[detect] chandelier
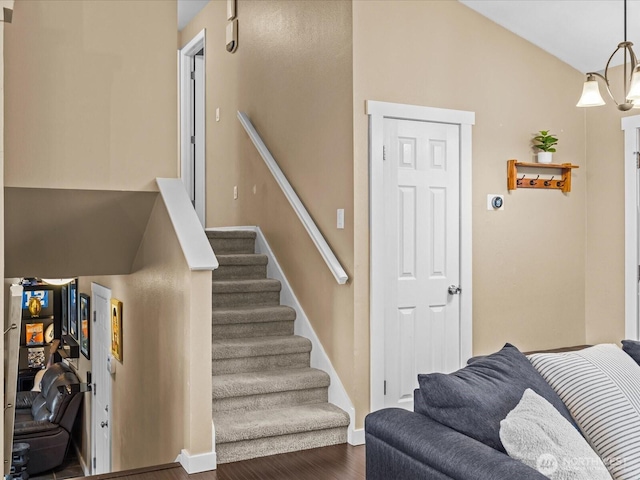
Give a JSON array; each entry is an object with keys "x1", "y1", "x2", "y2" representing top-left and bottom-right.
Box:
[{"x1": 577, "y1": 0, "x2": 640, "y2": 111}]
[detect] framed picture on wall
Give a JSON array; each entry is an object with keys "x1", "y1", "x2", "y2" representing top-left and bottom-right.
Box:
[
  {"x1": 79, "y1": 293, "x2": 90, "y2": 360},
  {"x1": 61, "y1": 284, "x2": 68, "y2": 336},
  {"x1": 69, "y1": 281, "x2": 78, "y2": 341},
  {"x1": 110, "y1": 298, "x2": 123, "y2": 362}
]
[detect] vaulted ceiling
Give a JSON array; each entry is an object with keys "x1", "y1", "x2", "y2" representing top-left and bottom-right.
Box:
[{"x1": 460, "y1": 0, "x2": 640, "y2": 74}]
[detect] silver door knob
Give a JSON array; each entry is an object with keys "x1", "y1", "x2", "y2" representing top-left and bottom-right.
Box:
[
  {"x1": 101, "y1": 421, "x2": 108, "y2": 428},
  {"x1": 448, "y1": 285, "x2": 462, "y2": 295}
]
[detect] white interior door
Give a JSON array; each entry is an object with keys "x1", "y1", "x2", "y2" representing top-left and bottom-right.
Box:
[
  {"x1": 91, "y1": 283, "x2": 112, "y2": 474},
  {"x1": 193, "y1": 52, "x2": 205, "y2": 223},
  {"x1": 383, "y1": 118, "x2": 461, "y2": 410},
  {"x1": 180, "y1": 30, "x2": 206, "y2": 226}
]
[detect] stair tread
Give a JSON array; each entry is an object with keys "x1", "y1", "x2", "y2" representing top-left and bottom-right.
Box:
[
  {"x1": 212, "y1": 335, "x2": 311, "y2": 359},
  {"x1": 212, "y1": 278, "x2": 281, "y2": 293},
  {"x1": 207, "y1": 230, "x2": 257, "y2": 239},
  {"x1": 212, "y1": 367, "x2": 329, "y2": 399},
  {"x1": 216, "y1": 254, "x2": 268, "y2": 266},
  {"x1": 214, "y1": 403, "x2": 350, "y2": 443},
  {"x1": 212, "y1": 305, "x2": 296, "y2": 325}
]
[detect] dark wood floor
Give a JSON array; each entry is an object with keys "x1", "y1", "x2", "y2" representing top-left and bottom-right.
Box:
[{"x1": 77, "y1": 444, "x2": 366, "y2": 480}]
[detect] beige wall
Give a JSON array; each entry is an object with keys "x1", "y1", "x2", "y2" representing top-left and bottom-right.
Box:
[
  {"x1": 79, "y1": 197, "x2": 212, "y2": 472},
  {"x1": 5, "y1": 188, "x2": 157, "y2": 278},
  {"x1": 353, "y1": 0, "x2": 588, "y2": 370},
  {"x1": 585, "y1": 65, "x2": 632, "y2": 345},
  {"x1": 1, "y1": 2, "x2": 15, "y2": 471},
  {"x1": 181, "y1": 0, "x2": 593, "y2": 429},
  {"x1": 4, "y1": 0, "x2": 178, "y2": 192},
  {"x1": 180, "y1": 0, "x2": 358, "y2": 421}
]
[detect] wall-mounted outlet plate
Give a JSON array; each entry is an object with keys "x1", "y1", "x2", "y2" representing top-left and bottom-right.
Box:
[{"x1": 487, "y1": 194, "x2": 504, "y2": 211}]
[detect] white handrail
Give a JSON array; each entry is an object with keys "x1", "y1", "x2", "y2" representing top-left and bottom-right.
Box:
[
  {"x1": 156, "y1": 178, "x2": 218, "y2": 271},
  {"x1": 237, "y1": 112, "x2": 348, "y2": 285}
]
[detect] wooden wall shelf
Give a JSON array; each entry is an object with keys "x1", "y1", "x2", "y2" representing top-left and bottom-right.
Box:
[{"x1": 507, "y1": 160, "x2": 579, "y2": 193}]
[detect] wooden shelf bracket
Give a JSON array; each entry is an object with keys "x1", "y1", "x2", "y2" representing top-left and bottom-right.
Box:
[{"x1": 507, "y1": 159, "x2": 579, "y2": 193}]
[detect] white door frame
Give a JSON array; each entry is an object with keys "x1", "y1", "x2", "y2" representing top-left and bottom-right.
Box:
[
  {"x1": 91, "y1": 282, "x2": 112, "y2": 475},
  {"x1": 367, "y1": 100, "x2": 475, "y2": 413},
  {"x1": 179, "y1": 29, "x2": 206, "y2": 226},
  {"x1": 623, "y1": 115, "x2": 640, "y2": 340}
]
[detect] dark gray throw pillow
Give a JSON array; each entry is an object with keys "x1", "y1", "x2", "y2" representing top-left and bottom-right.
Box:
[
  {"x1": 417, "y1": 343, "x2": 577, "y2": 453},
  {"x1": 622, "y1": 339, "x2": 640, "y2": 365}
]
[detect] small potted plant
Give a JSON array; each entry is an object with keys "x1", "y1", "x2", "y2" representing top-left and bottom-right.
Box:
[{"x1": 533, "y1": 130, "x2": 558, "y2": 164}]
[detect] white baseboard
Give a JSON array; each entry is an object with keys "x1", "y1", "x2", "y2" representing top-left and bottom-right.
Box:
[
  {"x1": 177, "y1": 449, "x2": 217, "y2": 474},
  {"x1": 348, "y1": 428, "x2": 365, "y2": 446},
  {"x1": 72, "y1": 441, "x2": 91, "y2": 476},
  {"x1": 176, "y1": 420, "x2": 217, "y2": 474}
]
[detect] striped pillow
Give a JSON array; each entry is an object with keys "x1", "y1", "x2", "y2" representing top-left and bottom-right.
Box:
[{"x1": 529, "y1": 345, "x2": 640, "y2": 480}]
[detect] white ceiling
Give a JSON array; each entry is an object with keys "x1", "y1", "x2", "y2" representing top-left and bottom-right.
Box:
[
  {"x1": 178, "y1": 0, "x2": 210, "y2": 31},
  {"x1": 459, "y1": 0, "x2": 640, "y2": 74}
]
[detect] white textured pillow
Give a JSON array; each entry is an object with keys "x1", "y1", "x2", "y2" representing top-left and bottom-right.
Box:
[
  {"x1": 529, "y1": 344, "x2": 640, "y2": 480},
  {"x1": 500, "y1": 388, "x2": 611, "y2": 479}
]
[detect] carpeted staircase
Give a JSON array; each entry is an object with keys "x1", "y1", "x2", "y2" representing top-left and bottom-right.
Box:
[{"x1": 207, "y1": 230, "x2": 350, "y2": 464}]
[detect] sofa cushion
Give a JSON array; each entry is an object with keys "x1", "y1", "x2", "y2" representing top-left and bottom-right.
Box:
[
  {"x1": 621, "y1": 339, "x2": 640, "y2": 365},
  {"x1": 417, "y1": 343, "x2": 576, "y2": 453},
  {"x1": 529, "y1": 344, "x2": 640, "y2": 480},
  {"x1": 500, "y1": 388, "x2": 611, "y2": 479}
]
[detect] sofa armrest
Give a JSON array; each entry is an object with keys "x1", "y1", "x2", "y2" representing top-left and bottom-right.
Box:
[
  {"x1": 15, "y1": 391, "x2": 39, "y2": 409},
  {"x1": 365, "y1": 408, "x2": 548, "y2": 480},
  {"x1": 14, "y1": 420, "x2": 60, "y2": 437}
]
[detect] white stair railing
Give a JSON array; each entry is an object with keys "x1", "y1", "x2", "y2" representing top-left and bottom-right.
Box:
[{"x1": 237, "y1": 112, "x2": 348, "y2": 285}]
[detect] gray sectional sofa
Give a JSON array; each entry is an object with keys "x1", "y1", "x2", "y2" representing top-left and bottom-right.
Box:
[
  {"x1": 365, "y1": 391, "x2": 548, "y2": 479},
  {"x1": 364, "y1": 343, "x2": 585, "y2": 480}
]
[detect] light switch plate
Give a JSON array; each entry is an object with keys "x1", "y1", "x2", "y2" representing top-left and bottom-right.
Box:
[
  {"x1": 234, "y1": 186, "x2": 238, "y2": 200},
  {"x1": 337, "y1": 209, "x2": 345, "y2": 229},
  {"x1": 216, "y1": 108, "x2": 220, "y2": 122}
]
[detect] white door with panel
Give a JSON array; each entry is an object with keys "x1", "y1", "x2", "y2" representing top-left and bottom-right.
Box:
[
  {"x1": 383, "y1": 118, "x2": 461, "y2": 410},
  {"x1": 91, "y1": 283, "x2": 112, "y2": 474}
]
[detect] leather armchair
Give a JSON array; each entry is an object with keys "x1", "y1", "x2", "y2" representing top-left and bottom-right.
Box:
[{"x1": 13, "y1": 363, "x2": 83, "y2": 475}]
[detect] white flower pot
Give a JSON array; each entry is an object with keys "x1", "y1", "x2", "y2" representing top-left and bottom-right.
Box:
[{"x1": 537, "y1": 152, "x2": 553, "y2": 164}]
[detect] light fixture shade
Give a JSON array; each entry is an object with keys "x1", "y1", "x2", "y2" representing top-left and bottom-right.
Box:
[
  {"x1": 41, "y1": 278, "x2": 74, "y2": 286},
  {"x1": 576, "y1": 78, "x2": 606, "y2": 107},
  {"x1": 628, "y1": 68, "x2": 640, "y2": 101}
]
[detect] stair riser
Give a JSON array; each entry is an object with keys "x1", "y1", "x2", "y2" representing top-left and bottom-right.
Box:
[
  {"x1": 212, "y1": 321, "x2": 294, "y2": 339},
  {"x1": 215, "y1": 428, "x2": 348, "y2": 464},
  {"x1": 211, "y1": 308, "x2": 296, "y2": 326},
  {"x1": 212, "y1": 387, "x2": 328, "y2": 414},
  {"x1": 213, "y1": 265, "x2": 267, "y2": 280},
  {"x1": 212, "y1": 291, "x2": 280, "y2": 308},
  {"x1": 212, "y1": 353, "x2": 310, "y2": 375},
  {"x1": 209, "y1": 238, "x2": 255, "y2": 255}
]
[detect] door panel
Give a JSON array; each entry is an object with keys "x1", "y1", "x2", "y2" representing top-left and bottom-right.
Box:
[
  {"x1": 384, "y1": 118, "x2": 461, "y2": 410},
  {"x1": 91, "y1": 283, "x2": 111, "y2": 474}
]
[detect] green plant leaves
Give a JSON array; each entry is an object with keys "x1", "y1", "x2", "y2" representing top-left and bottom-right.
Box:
[{"x1": 533, "y1": 130, "x2": 558, "y2": 152}]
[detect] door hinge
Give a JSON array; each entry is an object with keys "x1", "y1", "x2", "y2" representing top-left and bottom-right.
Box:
[
  {"x1": 635, "y1": 152, "x2": 640, "y2": 169},
  {"x1": 383, "y1": 146, "x2": 386, "y2": 161},
  {"x1": 637, "y1": 265, "x2": 640, "y2": 282},
  {"x1": 190, "y1": 136, "x2": 195, "y2": 144},
  {"x1": 93, "y1": 383, "x2": 97, "y2": 396},
  {"x1": 383, "y1": 380, "x2": 387, "y2": 395},
  {"x1": 190, "y1": 71, "x2": 195, "y2": 80},
  {"x1": 93, "y1": 311, "x2": 97, "y2": 323},
  {"x1": 93, "y1": 457, "x2": 96, "y2": 469}
]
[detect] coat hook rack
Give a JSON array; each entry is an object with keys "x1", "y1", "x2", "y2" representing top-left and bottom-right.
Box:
[{"x1": 507, "y1": 160, "x2": 579, "y2": 193}]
